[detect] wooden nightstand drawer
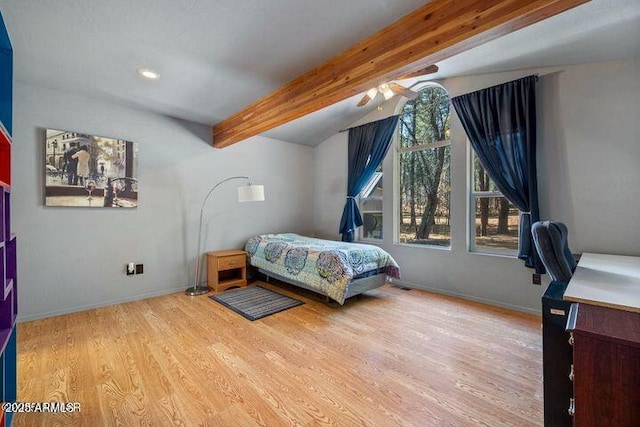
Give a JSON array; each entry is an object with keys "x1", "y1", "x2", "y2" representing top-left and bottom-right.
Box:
[
  {"x1": 207, "y1": 250, "x2": 248, "y2": 294},
  {"x1": 218, "y1": 254, "x2": 245, "y2": 271}
]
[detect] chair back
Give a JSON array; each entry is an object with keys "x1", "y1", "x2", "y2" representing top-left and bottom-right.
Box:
[{"x1": 531, "y1": 221, "x2": 577, "y2": 283}]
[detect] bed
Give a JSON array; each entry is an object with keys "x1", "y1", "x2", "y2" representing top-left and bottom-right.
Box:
[{"x1": 245, "y1": 233, "x2": 400, "y2": 304}]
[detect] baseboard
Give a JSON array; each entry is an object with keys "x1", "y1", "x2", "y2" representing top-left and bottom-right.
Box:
[
  {"x1": 17, "y1": 285, "x2": 188, "y2": 322},
  {"x1": 389, "y1": 279, "x2": 540, "y2": 316}
]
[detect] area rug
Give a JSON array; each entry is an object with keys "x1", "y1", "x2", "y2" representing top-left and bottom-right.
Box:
[{"x1": 209, "y1": 286, "x2": 304, "y2": 321}]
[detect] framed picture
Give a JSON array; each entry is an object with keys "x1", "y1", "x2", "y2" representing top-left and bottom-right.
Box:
[{"x1": 44, "y1": 129, "x2": 138, "y2": 208}]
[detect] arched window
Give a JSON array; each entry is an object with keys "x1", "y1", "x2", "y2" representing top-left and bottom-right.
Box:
[{"x1": 396, "y1": 84, "x2": 451, "y2": 247}]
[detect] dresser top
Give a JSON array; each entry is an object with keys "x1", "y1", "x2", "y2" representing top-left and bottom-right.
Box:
[{"x1": 564, "y1": 253, "x2": 640, "y2": 313}]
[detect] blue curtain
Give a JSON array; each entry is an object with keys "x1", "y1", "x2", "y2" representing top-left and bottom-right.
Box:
[
  {"x1": 339, "y1": 115, "x2": 399, "y2": 242},
  {"x1": 451, "y1": 75, "x2": 544, "y2": 273}
]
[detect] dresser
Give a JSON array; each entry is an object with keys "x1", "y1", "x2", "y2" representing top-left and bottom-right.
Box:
[
  {"x1": 566, "y1": 303, "x2": 640, "y2": 426},
  {"x1": 562, "y1": 253, "x2": 640, "y2": 426}
]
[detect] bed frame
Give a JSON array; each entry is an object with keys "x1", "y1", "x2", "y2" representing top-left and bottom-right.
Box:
[{"x1": 258, "y1": 268, "x2": 387, "y2": 302}]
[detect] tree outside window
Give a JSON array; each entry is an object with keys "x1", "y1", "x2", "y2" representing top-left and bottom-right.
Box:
[
  {"x1": 470, "y1": 152, "x2": 520, "y2": 254},
  {"x1": 397, "y1": 85, "x2": 451, "y2": 247}
]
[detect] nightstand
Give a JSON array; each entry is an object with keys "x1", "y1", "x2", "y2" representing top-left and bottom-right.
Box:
[{"x1": 207, "y1": 249, "x2": 247, "y2": 293}]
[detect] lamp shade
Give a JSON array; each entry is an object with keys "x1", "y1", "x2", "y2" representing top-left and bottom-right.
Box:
[{"x1": 237, "y1": 184, "x2": 265, "y2": 203}]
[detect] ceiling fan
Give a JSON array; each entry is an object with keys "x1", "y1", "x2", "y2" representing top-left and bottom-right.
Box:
[{"x1": 356, "y1": 64, "x2": 439, "y2": 107}]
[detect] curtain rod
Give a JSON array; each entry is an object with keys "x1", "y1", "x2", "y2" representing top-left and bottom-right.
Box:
[{"x1": 338, "y1": 114, "x2": 400, "y2": 133}]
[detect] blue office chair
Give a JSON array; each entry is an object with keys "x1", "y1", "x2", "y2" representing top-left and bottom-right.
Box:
[
  {"x1": 534, "y1": 221, "x2": 577, "y2": 425},
  {"x1": 531, "y1": 221, "x2": 577, "y2": 283}
]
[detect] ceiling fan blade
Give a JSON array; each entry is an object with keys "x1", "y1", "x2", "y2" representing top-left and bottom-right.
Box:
[
  {"x1": 357, "y1": 93, "x2": 372, "y2": 107},
  {"x1": 396, "y1": 64, "x2": 439, "y2": 80},
  {"x1": 389, "y1": 83, "x2": 418, "y2": 100}
]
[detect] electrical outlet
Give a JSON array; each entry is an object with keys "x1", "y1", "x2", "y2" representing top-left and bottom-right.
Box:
[
  {"x1": 126, "y1": 262, "x2": 135, "y2": 276},
  {"x1": 135, "y1": 264, "x2": 144, "y2": 275},
  {"x1": 532, "y1": 273, "x2": 541, "y2": 285}
]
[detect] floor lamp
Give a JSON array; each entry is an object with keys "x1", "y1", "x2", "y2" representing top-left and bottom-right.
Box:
[{"x1": 186, "y1": 176, "x2": 265, "y2": 296}]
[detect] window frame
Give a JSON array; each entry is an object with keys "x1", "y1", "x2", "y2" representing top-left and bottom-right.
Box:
[
  {"x1": 467, "y1": 142, "x2": 520, "y2": 257},
  {"x1": 393, "y1": 82, "x2": 452, "y2": 249}
]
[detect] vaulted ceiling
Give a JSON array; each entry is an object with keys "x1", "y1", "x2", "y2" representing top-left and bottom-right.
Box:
[{"x1": 2, "y1": 0, "x2": 639, "y2": 146}]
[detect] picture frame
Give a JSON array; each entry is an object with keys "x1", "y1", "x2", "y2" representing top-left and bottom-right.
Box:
[{"x1": 44, "y1": 129, "x2": 138, "y2": 208}]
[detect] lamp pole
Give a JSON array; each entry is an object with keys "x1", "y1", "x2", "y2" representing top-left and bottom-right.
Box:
[{"x1": 186, "y1": 176, "x2": 252, "y2": 296}]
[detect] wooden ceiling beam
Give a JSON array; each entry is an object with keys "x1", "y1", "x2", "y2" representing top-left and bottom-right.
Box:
[{"x1": 213, "y1": 0, "x2": 590, "y2": 148}]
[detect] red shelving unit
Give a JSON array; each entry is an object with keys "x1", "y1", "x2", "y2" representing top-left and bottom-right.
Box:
[{"x1": 0, "y1": 124, "x2": 9, "y2": 189}]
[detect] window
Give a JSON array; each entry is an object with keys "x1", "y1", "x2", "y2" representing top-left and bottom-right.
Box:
[
  {"x1": 360, "y1": 169, "x2": 383, "y2": 240},
  {"x1": 396, "y1": 85, "x2": 451, "y2": 247},
  {"x1": 469, "y1": 151, "x2": 520, "y2": 255}
]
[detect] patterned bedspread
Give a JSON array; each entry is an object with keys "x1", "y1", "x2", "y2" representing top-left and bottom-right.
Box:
[{"x1": 245, "y1": 233, "x2": 400, "y2": 304}]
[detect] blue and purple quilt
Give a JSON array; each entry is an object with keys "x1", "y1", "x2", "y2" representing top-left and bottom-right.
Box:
[{"x1": 245, "y1": 233, "x2": 400, "y2": 304}]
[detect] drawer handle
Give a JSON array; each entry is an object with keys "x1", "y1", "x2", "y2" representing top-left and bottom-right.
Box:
[
  {"x1": 569, "y1": 364, "x2": 574, "y2": 381},
  {"x1": 568, "y1": 332, "x2": 574, "y2": 346},
  {"x1": 568, "y1": 398, "x2": 575, "y2": 416}
]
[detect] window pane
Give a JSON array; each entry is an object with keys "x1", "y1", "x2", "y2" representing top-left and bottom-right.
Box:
[
  {"x1": 473, "y1": 154, "x2": 500, "y2": 192},
  {"x1": 398, "y1": 86, "x2": 450, "y2": 149},
  {"x1": 361, "y1": 173, "x2": 383, "y2": 240},
  {"x1": 360, "y1": 172, "x2": 382, "y2": 199},
  {"x1": 399, "y1": 146, "x2": 450, "y2": 246},
  {"x1": 362, "y1": 212, "x2": 382, "y2": 239},
  {"x1": 474, "y1": 196, "x2": 519, "y2": 252}
]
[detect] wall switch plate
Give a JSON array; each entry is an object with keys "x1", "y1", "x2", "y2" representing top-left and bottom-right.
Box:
[
  {"x1": 532, "y1": 273, "x2": 541, "y2": 285},
  {"x1": 135, "y1": 264, "x2": 144, "y2": 274},
  {"x1": 126, "y1": 263, "x2": 135, "y2": 276}
]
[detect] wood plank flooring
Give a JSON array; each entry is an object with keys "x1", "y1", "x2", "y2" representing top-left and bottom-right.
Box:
[{"x1": 14, "y1": 282, "x2": 543, "y2": 426}]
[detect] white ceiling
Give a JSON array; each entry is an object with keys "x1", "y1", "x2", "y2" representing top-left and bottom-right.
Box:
[{"x1": 2, "y1": 0, "x2": 640, "y2": 146}]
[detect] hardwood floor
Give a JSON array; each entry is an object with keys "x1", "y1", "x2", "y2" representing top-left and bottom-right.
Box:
[{"x1": 15, "y1": 282, "x2": 543, "y2": 426}]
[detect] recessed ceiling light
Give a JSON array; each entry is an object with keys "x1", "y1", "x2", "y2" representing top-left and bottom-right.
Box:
[{"x1": 137, "y1": 67, "x2": 160, "y2": 80}]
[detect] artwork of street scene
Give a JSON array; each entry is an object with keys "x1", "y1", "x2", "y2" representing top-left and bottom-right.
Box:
[{"x1": 45, "y1": 129, "x2": 138, "y2": 208}]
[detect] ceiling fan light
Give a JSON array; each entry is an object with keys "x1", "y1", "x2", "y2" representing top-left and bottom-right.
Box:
[
  {"x1": 366, "y1": 88, "x2": 378, "y2": 99},
  {"x1": 378, "y1": 83, "x2": 389, "y2": 92},
  {"x1": 382, "y1": 88, "x2": 394, "y2": 100}
]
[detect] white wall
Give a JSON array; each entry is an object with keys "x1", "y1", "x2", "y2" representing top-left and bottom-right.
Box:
[
  {"x1": 13, "y1": 83, "x2": 314, "y2": 321},
  {"x1": 313, "y1": 59, "x2": 640, "y2": 313},
  {"x1": 13, "y1": 59, "x2": 639, "y2": 320}
]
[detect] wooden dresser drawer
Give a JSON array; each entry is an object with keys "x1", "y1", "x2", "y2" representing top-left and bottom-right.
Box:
[{"x1": 218, "y1": 254, "x2": 245, "y2": 270}]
